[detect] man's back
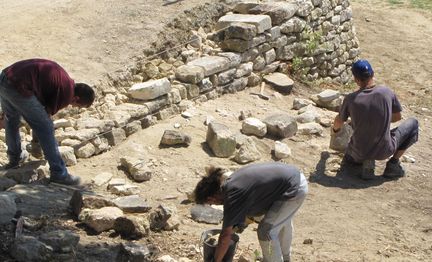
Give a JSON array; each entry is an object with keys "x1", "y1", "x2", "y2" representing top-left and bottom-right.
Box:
[{"x1": 340, "y1": 86, "x2": 402, "y2": 161}]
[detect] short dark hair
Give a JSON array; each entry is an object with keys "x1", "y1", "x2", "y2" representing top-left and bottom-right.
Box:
[
  {"x1": 194, "y1": 166, "x2": 225, "y2": 204},
  {"x1": 74, "y1": 83, "x2": 95, "y2": 107}
]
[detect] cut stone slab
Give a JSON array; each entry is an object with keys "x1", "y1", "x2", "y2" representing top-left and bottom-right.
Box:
[
  {"x1": 120, "y1": 157, "x2": 152, "y2": 182},
  {"x1": 10, "y1": 236, "x2": 53, "y2": 262},
  {"x1": 78, "y1": 207, "x2": 124, "y2": 233},
  {"x1": 224, "y1": 22, "x2": 257, "y2": 40},
  {"x1": 39, "y1": 230, "x2": 80, "y2": 253},
  {"x1": 0, "y1": 193, "x2": 17, "y2": 224},
  {"x1": 263, "y1": 72, "x2": 294, "y2": 93},
  {"x1": 274, "y1": 141, "x2": 292, "y2": 159},
  {"x1": 75, "y1": 117, "x2": 115, "y2": 133},
  {"x1": 216, "y1": 14, "x2": 272, "y2": 34},
  {"x1": 113, "y1": 195, "x2": 151, "y2": 213},
  {"x1": 92, "y1": 172, "x2": 114, "y2": 187},
  {"x1": 114, "y1": 216, "x2": 150, "y2": 239},
  {"x1": 110, "y1": 184, "x2": 140, "y2": 196},
  {"x1": 107, "y1": 178, "x2": 127, "y2": 189},
  {"x1": 175, "y1": 65, "x2": 205, "y2": 84},
  {"x1": 190, "y1": 204, "x2": 223, "y2": 224},
  {"x1": 116, "y1": 242, "x2": 151, "y2": 262},
  {"x1": 160, "y1": 130, "x2": 191, "y2": 147},
  {"x1": 75, "y1": 142, "x2": 96, "y2": 159},
  {"x1": 113, "y1": 103, "x2": 150, "y2": 119},
  {"x1": 128, "y1": 78, "x2": 172, "y2": 101},
  {"x1": 69, "y1": 190, "x2": 115, "y2": 217},
  {"x1": 188, "y1": 56, "x2": 231, "y2": 77},
  {"x1": 263, "y1": 113, "x2": 298, "y2": 138},
  {"x1": 241, "y1": 117, "x2": 267, "y2": 137},
  {"x1": 249, "y1": 2, "x2": 299, "y2": 25},
  {"x1": 317, "y1": 89, "x2": 340, "y2": 103},
  {"x1": 206, "y1": 122, "x2": 236, "y2": 158}
]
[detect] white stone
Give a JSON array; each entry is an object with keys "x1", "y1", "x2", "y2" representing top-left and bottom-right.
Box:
[
  {"x1": 129, "y1": 78, "x2": 172, "y2": 101},
  {"x1": 317, "y1": 89, "x2": 340, "y2": 103},
  {"x1": 274, "y1": 141, "x2": 291, "y2": 159},
  {"x1": 53, "y1": 119, "x2": 72, "y2": 129},
  {"x1": 241, "y1": 117, "x2": 267, "y2": 137},
  {"x1": 58, "y1": 146, "x2": 77, "y2": 166},
  {"x1": 217, "y1": 14, "x2": 272, "y2": 33},
  {"x1": 110, "y1": 184, "x2": 140, "y2": 196},
  {"x1": 293, "y1": 98, "x2": 314, "y2": 110},
  {"x1": 78, "y1": 207, "x2": 123, "y2": 233},
  {"x1": 188, "y1": 56, "x2": 231, "y2": 76},
  {"x1": 92, "y1": 172, "x2": 114, "y2": 187},
  {"x1": 298, "y1": 122, "x2": 324, "y2": 135}
]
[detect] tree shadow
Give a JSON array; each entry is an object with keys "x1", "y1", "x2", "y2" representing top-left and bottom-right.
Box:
[{"x1": 309, "y1": 151, "x2": 389, "y2": 189}]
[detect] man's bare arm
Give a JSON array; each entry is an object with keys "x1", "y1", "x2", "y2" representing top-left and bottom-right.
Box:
[
  {"x1": 214, "y1": 226, "x2": 233, "y2": 262},
  {"x1": 332, "y1": 114, "x2": 344, "y2": 132}
]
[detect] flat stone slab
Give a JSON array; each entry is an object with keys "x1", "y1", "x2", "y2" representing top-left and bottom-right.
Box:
[
  {"x1": 129, "y1": 78, "x2": 172, "y2": 101},
  {"x1": 188, "y1": 56, "x2": 231, "y2": 77},
  {"x1": 113, "y1": 195, "x2": 151, "y2": 213},
  {"x1": 263, "y1": 72, "x2": 294, "y2": 93},
  {"x1": 190, "y1": 204, "x2": 223, "y2": 225},
  {"x1": 317, "y1": 89, "x2": 340, "y2": 103},
  {"x1": 216, "y1": 14, "x2": 272, "y2": 33}
]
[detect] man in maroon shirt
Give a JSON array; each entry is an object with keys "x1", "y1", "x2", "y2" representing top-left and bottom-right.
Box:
[
  {"x1": 0, "y1": 59, "x2": 95, "y2": 185},
  {"x1": 332, "y1": 60, "x2": 418, "y2": 180}
]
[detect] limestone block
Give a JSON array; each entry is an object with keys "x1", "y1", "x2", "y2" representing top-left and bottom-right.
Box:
[
  {"x1": 60, "y1": 138, "x2": 81, "y2": 147},
  {"x1": 125, "y1": 120, "x2": 142, "y2": 136},
  {"x1": 92, "y1": 172, "x2": 114, "y2": 187},
  {"x1": 218, "y1": 69, "x2": 237, "y2": 85},
  {"x1": 235, "y1": 62, "x2": 253, "y2": 78},
  {"x1": 116, "y1": 242, "x2": 151, "y2": 262},
  {"x1": 168, "y1": 88, "x2": 182, "y2": 104},
  {"x1": 221, "y1": 38, "x2": 253, "y2": 53},
  {"x1": 280, "y1": 17, "x2": 307, "y2": 33},
  {"x1": 113, "y1": 103, "x2": 150, "y2": 119},
  {"x1": 329, "y1": 122, "x2": 353, "y2": 152},
  {"x1": 274, "y1": 141, "x2": 292, "y2": 159},
  {"x1": 188, "y1": 56, "x2": 231, "y2": 76},
  {"x1": 91, "y1": 136, "x2": 111, "y2": 154},
  {"x1": 249, "y1": 2, "x2": 298, "y2": 25},
  {"x1": 295, "y1": 0, "x2": 314, "y2": 17},
  {"x1": 105, "y1": 128, "x2": 126, "y2": 146},
  {"x1": 75, "y1": 142, "x2": 96, "y2": 159},
  {"x1": 156, "y1": 105, "x2": 180, "y2": 120},
  {"x1": 113, "y1": 195, "x2": 151, "y2": 213},
  {"x1": 76, "y1": 117, "x2": 115, "y2": 133},
  {"x1": 298, "y1": 122, "x2": 324, "y2": 135},
  {"x1": 184, "y1": 83, "x2": 200, "y2": 99},
  {"x1": 206, "y1": 122, "x2": 236, "y2": 158},
  {"x1": 160, "y1": 130, "x2": 191, "y2": 147},
  {"x1": 233, "y1": 2, "x2": 260, "y2": 14},
  {"x1": 144, "y1": 95, "x2": 169, "y2": 113},
  {"x1": 149, "y1": 205, "x2": 174, "y2": 232},
  {"x1": 114, "y1": 216, "x2": 150, "y2": 239},
  {"x1": 199, "y1": 78, "x2": 213, "y2": 93},
  {"x1": 175, "y1": 65, "x2": 205, "y2": 84},
  {"x1": 216, "y1": 14, "x2": 272, "y2": 34},
  {"x1": 264, "y1": 49, "x2": 276, "y2": 64},
  {"x1": 241, "y1": 117, "x2": 267, "y2": 137},
  {"x1": 263, "y1": 113, "x2": 298, "y2": 138},
  {"x1": 217, "y1": 52, "x2": 242, "y2": 68},
  {"x1": 78, "y1": 207, "x2": 123, "y2": 233},
  {"x1": 317, "y1": 89, "x2": 340, "y2": 102},
  {"x1": 107, "y1": 178, "x2": 126, "y2": 189},
  {"x1": 53, "y1": 119, "x2": 72, "y2": 129},
  {"x1": 293, "y1": 98, "x2": 315, "y2": 110},
  {"x1": 59, "y1": 146, "x2": 77, "y2": 166},
  {"x1": 234, "y1": 137, "x2": 261, "y2": 164},
  {"x1": 224, "y1": 23, "x2": 257, "y2": 40},
  {"x1": 129, "y1": 78, "x2": 171, "y2": 101},
  {"x1": 69, "y1": 190, "x2": 115, "y2": 217},
  {"x1": 120, "y1": 157, "x2": 152, "y2": 182},
  {"x1": 106, "y1": 110, "x2": 131, "y2": 128},
  {"x1": 263, "y1": 72, "x2": 294, "y2": 93},
  {"x1": 67, "y1": 128, "x2": 99, "y2": 142}
]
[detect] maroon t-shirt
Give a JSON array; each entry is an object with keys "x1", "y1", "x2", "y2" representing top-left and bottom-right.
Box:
[
  {"x1": 4, "y1": 59, "x2": 74, "y2": 115},
  {"x1": 339, "y1": 85, "x2": 402, "y2": 162}
]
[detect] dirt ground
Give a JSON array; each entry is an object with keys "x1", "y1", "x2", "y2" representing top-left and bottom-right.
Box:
[{"x1": 0, "y1": 0, "x2": 431, "y2": 261}]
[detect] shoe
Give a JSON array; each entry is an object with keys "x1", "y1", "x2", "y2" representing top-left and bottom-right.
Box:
[
  {"x1": 361, "y1": 160, "x2": 375, "y2": 180},
  {"x1": 3, "y1": 150, "x2": 29, "y2": 169},
  {"x1": 383, "y1": 160, "x2": 405, "y2": 179},
  {"x1": 50, "y1": 174, "x2": 81, "y2": 186}
]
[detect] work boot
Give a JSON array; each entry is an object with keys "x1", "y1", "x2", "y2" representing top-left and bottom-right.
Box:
[
  {"x1": 50, "y1": 174, "x2": 81, "y2": 186},
  {"x1": 2, "y1": 150, "x2": 29, "y2": 169},
  {"x1": 361, "y1": 160, "x2": 375, "y2": 180},
  {"x1": 383, "y1": 159, "x2": 405, "y2": 179}
]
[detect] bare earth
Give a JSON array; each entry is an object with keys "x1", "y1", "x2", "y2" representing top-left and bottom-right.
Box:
[{"x1": 0, "y1": 0, "x2": 431, "y2": 261}]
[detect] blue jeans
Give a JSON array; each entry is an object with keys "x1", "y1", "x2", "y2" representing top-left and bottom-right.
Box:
[{"x1": 0, "y1": 72, "x2": 68, "y2": 178}]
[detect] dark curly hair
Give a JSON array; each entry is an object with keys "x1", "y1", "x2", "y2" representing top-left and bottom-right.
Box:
[{"x1": 194, "y1": 166, "x2": 225, "y2": 204}]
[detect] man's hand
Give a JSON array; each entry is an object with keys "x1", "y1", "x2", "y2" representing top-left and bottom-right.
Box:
[
  {"x1": 214, "y1": 226, "x2": 233, "y2": 262},
  {"x1": 332, "y1": 114, "x2": 344, "y2": 133}
]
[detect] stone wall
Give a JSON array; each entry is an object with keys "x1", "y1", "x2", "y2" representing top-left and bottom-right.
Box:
[{"x1": 0, "y1": 0, "x2": 360, "y2": 165}]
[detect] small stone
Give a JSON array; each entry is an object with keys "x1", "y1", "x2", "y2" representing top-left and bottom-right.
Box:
[
  {"x1": 116, "y1": 242, "x2": 151, "y2": 262},
  {"x1": 78, "y1": 207, "x2": 123, "y2": 233},
  {"x1": 160, "y1": 130, "x2": 191, "y2": 147},
  {"x1": 317, "y1": 89, "x2": 340, "y2": 103},
  {"x1": 274, "y1": 141, "x2": 291, "y2": 159},
  {"x1": 157, "y1": 255, "x2": 177, "y2": 262},
  {"x1": 92, "y1": 172, "x2": 114, "y2": 187},
  {"x1": 303, "y1": 238, "x2": 313, "y2": 244},
  {"x1": 401, "y1": 155, "x2": 416, "y2": 163},
  {"x1": 190, "y1": 204, "x2": 223, "y2": 224},
  {"x1": 113, "y1": 195, "x2": 151, "y2": 213},
  {"x1": 110, "y1": 185, "x2": 140, "y2": 196},
  {"x1": 181, "y1": 111, "x2": 193, "y2": 118},
  {"x1": 107, "y1": 178, "x2": 126, "y2": 189}
]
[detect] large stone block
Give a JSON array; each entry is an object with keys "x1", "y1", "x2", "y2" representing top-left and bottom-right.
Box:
[
  {"x1": 75, "y1": 117, "x2": 115, "y2": 133},
  {"x1": 241, "y1": 117, "x2": 267, "y2": 137},
  {"x1": 249, "y1": 2, "x2": 299, "y2": 25},
  {"x1": 69, "y1": 190, "x2": 115, "y2": 217},
  {"x1": 224, "y1": 23, "x2": 257, "y2": 40},
  {"x1": 175, "y1": 65, "x2": 205, "y2": 84},
  {"x1": 78, "y1": 207, "x2": 124, "y2": 233},
  {"x1": 206, "y1": 122, "x2": 236, "y2": 158},
  {"x1": 58, "y1": 146, "x2": 77, "y2": 166},
  {"x1": 188, "y1": 56, "x2": 231, "y2": 76},
  {"x1": 263, "y1": 113, "x2": 298, "y2": 138},
  {"x1": 129, "y1": 78, "x2": 172, "y2": 101},
  {"x1": 216, "y1": 14, "x2": 272, "y2": 34}
]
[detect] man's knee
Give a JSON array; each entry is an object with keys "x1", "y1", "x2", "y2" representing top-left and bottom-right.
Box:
[{"x1": 257, "y1": 222, "x2": 274, "y2": 241}]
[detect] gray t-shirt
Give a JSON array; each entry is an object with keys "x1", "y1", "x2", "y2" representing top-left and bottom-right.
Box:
[
  {"x1": 339, "y1": 85, "x2": 402, "y2": 162},
  {"x1": 221, "y1": 162, "x2": 301, "y2": 228}
]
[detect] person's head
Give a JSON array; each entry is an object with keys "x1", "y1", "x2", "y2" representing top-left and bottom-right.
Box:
[
  {"x1": 71, "y1": 83, "x2": 95, "y2": 108},
  {"x1": 351, "y1": 59, "x2": 374, "y2": 87},
  {"x1": 194, "y1": 166, "x2": 225, "y2": 205}
]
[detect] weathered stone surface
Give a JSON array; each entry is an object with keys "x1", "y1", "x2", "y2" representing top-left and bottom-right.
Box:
[
  {"x1": 69, "y1": 190, "x2": 115, "y2": 217},
  {"x1": 39, "y1": 230, "x2": 80, "y2": 253},
  {"x1": 218, "y1": 69, "x2": 237, "y2": 86},
  {"x1": 218, "y1": 52, "x2": 242, "y2": 68},
  {"x1": 198, "y1": 78, "x2": 213, "y2": 93},
  {"x1": 263, "y1": 72, "x2": 294, "y2": 93},
  {"x1": 149, "y1": 205, "x2": 174, "y2": 232},
  {"x1": 114, "y1": 195, "x2": 151, "y2": 213},
  {"x1": 58, "y1": 146, "x2": 77, "y2": 166},
  {"x1": 4, "y1": 163, "x2": 45, "y2": 184},
  {"x1": 235, "y1": 62, "x2": 253, "y2": 78},
  {"x1": 241, "y1": 117, "x2": 267, "y2": 137},
  {"x1": 274, "y1": 141, "x2": 292, "y2": 159},
  {"x1": 224, "y1": 22, "x2": 257, "y2": 40},
  {"x1": 78, "y1": 207, "x2": 123, "y2": 233},
  {"x1": 317, "y1": 89, "x2": 340, "y2": 102},
  {"x1": 110, "y1": 184, "x2": 140, "y2": 196},
  {"x1": 116, "y1": 242, "x2": 151, "y2": 262},
  {"x1": 106, "y1": 110, "x2": 132, "y2": 128},
  {"x1": 53, "y1": 119, "x2": 72, "y2": 129},
  {"x1": 76, "y1": 117, "x2": 115, "y2": 133},
  {"x1": 329, "y1": 122, "x2": 353, "y2": 152},
  {"x1": 67, "y1": 128, "x2": 99, "y2": 142},
  {"x1": 107, "y1": 178, "x2": 126, "y2": 189},
  {"x1": 91, "y1": 136, "x2": 111, "y2": 154},
  {"x1": 234, "y1": 137, "x2": 261, "y2": 164},
  {"x1": 206, "y1": 122, "x2": 236, "y2": 158},
  {"x1": 0, "y1": 177, "x2": 17, "y2": 191},
  {"x1": 10, "y1": 236, "x2": 53, "y2": 262},
  {"x1": 75, "y1": 142, "x2": 96, "y2": 159},
  {"x1": 296, "y1": 105, "x2": 321, "y2": 123},
  {"x1": 125, "y1": 120, "x2": 142, "y2": 136},
  {"x1": 233, "y1": 2, "x2": 260, "y2": 14},
  {"x1": 263, "y1": 113, "x2": 298, "y2": 138},
  {"x1": 0, "y1": 193, "x2": 16, "y2": 224},
  {"x1": 298, "y1": 122, "x2": 324, "y2": 135},
  {"x1": 295, "y1": 0, "x2": 314, "y2": 17},
  {"x1": 311, "y1": 94, "x2": 342, "y2": 112},
  {"x1": 157, "y1": 255, "x2": 177, "y2": 262},
  {"x1": 120, "y1": 157, "x2": 152, "y2": 182},
  {"x1": 249, "y1": 2, "x2": 299, "y2": 25},
  {"x1": 175, "y1": 65, "x2": 205, "y2": 84},
  {"x1": 105, "y1": 128, "x2": 127, "y2": 146},
  {"x1": 217, "y1": 14, "x2": 272, "y2": 34},
  {"x1": 160, "y1": 130, "x2": 191, "y2": 147},
  {"x1": 188, "y1": 56, "x2": 231, "y2": 76},
  {"x1": 293, "y1": 98, "x2": 315, "y2": 110},
  {"x1": 190, "y1": 204, "x2": 223, "y2": 224},
  {"x1": 129, "y1": 78, "x2": 172, "y2": 101},
  {"x1": 114, "y1": 103, "x2": 150, "y2": 119},
  {"x1": 280, "y1": 17, "x2": 307, "y2": 33},
  {"x1": 114, "y1": 216, "x2": 150, "y2": 239},
  {"x1": 92, "y1": 172, "x2": 114, "y2": 187},
  {"x1": 60, "y1": 138, "x2": 81, "y2": 147}
]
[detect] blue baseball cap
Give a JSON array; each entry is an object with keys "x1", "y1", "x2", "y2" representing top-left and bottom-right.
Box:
[{"x1": 351, "y1": 59, "x2": 374, "y2": 80}]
